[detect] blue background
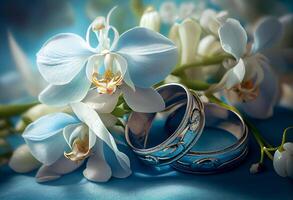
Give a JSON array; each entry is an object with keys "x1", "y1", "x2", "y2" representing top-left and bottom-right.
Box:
[{"x1": 0, "y1": 0, "x2": 293, "y2": 199}]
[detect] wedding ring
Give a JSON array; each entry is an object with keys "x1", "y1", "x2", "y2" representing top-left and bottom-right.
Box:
[
  {"x1": 125, "y1": 83, "x2": 205, "y2": 166},
  {"x1": 171, "y1": 102, "x2": 248, "y2": 174}
]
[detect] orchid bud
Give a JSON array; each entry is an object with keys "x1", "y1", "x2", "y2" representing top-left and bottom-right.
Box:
[
  {"x1": 249, "y1": 162, "x2": 264, "y2": 174},
  {"x1": 273, "y1": 142, "x2": 293, "y2": 178},
  {"x1": 197, "y1": 35, "x2": 222, "y2": 57},
  {"x1": 15, "y1": 104, "x2": 64, "y2": 132},
  {"x1": 139, "y1": 7, "x2": 161, "y2": 32},
  {"x1": 159, "y1": 1, "x2": 177, "y2": 24},
  {"x1": 178, "y1": 2, "x2": 196, "y2": 20},
  {"x1": 92, "y1": 17, "x2": 107, "y2": 31},
  {"x1": 9, "y1": 144, "x2": 41, "y2": 173},
  {"x1": 200, "y1": 9, "x2": 228, "y2": 35},
  {"x1": 169, "y1": 18, "x2": 201, "y2": 65}
]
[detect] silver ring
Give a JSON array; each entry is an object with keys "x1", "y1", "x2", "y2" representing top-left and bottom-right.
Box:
[
  {"x1": 125, "y1": 83, "x2": 205, "y2": 166},
  {"x1": 171, "y1": 102, "x2": 248, "y2": 174}
]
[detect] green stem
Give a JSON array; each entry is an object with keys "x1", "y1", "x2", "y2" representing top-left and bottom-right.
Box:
[
  {"x1": 111, "y1": 107, "x2": 130, "y2": 118},
  {"x1": 265, "y1": 147, "x2": 279, "y2": 151},
  {"x1": 172, "y1": 55, "x2": 231, "y2": 76},
  {"x1": 260, "y1": 148, "x2": 265, "y2": 163},
  {"x1": 207, "y1": 94, "x2": 240, "y2": 114},
  {"x1": 181, "y1": 79, "x2": 211, "y2": 91},
  {"x1": 0, "y1": 102, "x2": 38, "y2": 118},
  {"x1": 279, "y1": 126, "x2": 293, "y2": 151},
  {"x1": 263, "y1": 147, "x2": 273, "y2": 161}
]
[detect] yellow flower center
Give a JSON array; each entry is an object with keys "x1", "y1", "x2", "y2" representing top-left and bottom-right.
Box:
[
  {"x1": 231, "y1": 80, "x2": 259, "y2": 102},
  {"x1": 92, "y1": 70, "x2": 123, "y2": 95},
  {"x1": 64, "y1": 134, "x2": 91, "y2": 162}
]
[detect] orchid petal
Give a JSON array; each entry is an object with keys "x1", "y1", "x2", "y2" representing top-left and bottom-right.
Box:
[
  {"x1": 63, "y1": 123, "x2": 86, "y2": 148},
  {"x1": 284, "y1": 143, "x2": 293, "y2": 178},
  {"x1": 39, "y1": 69, "x2": 91, "y2": 106},
  {"x1": 37, "y1": 33, "x2": 93, "y2": 85},
  {"x1": 23, "y1": 113, "x2": 78, "y2": 165},
  {"x1": 36, "y1": 166, "x2": 60, "y2": 183},
  {"x1": 286, "y1": 155, "x2": 293, "y2": 178},
  {"x1": 112, "y1": 53, "x2": 135, "y2": 90},
  {"x1": 273, "y1": 150, "x2": 288, "y2": 177},
  {"x1": 83, "y1": 88, "x2": 120, "y2": 113},
  {"x1": 99, "y1": 113, "x2": 118, "y2": 128},
  {"x1": 121, "y1": 85, "x2": 165, "y2": 113},
  {"x1": 284, "y1": 143, "x2": 293, "y2": 153},
  {"x1": 207, "y1": 59, "x2": 245, "y2": 93},
  {"x1": 112, "y1": 27, "x2": 178, "y2": 88},
  {"x1": 85, "y1": 55, "x2": 104, "y2": 81},
  {"x1": 71, "y1": 102, "x2": 131, "y2": 177},
  {"x1": 219, "y1": 18, "x2": 247, "y2": 60},
  {"x1": 83, "y1": 140, "x2": 112, "y2": 182},
  {"x1": 63, "y1": 123, "x2": 81, "y2": 148},
  {"x1": 103, "y1": 141, "x2": 131, "y2": 179},
  {"x1": 36, "y1": 156, "x2": 83, "y2": 183},
  {"x1": 252, "y1": 17, "x2": 283, "y2": 53},
  {"x1": 225, "y1": 59, "x2": 246, "y2": 89},
  {"x1": 243, "y1": 55, "x2": 265, "y2": 85}
]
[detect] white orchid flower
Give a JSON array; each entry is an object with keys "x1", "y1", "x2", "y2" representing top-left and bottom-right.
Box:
[
  {"x1": 207, "y1": 17, "x2": 282, "y2": 118},
  {"x1": 273, "y1": 142, "x2": 293, "y2": 178},
  {"x1": 22, "y1": 102, "x2": 130, "y2": 182},
  {"x1": 37, "y1": 7, "x2": 177, "y2": 113}
]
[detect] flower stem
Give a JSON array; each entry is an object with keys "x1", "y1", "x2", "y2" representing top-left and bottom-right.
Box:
[
  {"x1": 279, "y1": 126, "x2": 293, "y2": 151},
  {"x1": 263, "y1": 147, "x2": 273, "y2": 161},
  {"x1": 0, "y1": 102, "x2": 38, "y2": 118},
  {"x1": 171, "y1": 55, "x2": 231, "y2": 76}
]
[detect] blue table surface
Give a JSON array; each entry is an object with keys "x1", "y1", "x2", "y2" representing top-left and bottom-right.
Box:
[{"x1": 0, "y1": 106, "x2": 293, "y2": 200}]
